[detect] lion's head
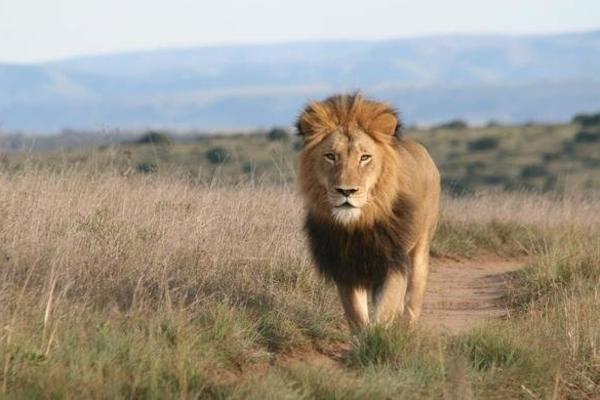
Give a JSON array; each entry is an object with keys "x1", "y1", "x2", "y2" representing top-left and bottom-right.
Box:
[{"x1": 297, "y1": 94, "x2": 405, "y2": 226}]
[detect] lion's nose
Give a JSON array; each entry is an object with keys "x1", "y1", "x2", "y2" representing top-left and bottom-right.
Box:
[{"x1": 336, "y1": 187, "x2": 358, "y2": 197}]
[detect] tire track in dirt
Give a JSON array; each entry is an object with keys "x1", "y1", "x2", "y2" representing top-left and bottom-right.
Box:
[{"x1": 422, "y1": 259, "x2": 523, "y2": 334}]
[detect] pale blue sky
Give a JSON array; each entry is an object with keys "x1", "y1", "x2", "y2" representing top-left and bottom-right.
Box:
[{"x1": 1, "y1": 0, "x2": 599, "y2": 63}]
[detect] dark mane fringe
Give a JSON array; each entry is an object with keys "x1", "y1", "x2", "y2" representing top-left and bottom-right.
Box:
[{"x1": 304, "y1": 195, "x2": 414, "y2": 289}]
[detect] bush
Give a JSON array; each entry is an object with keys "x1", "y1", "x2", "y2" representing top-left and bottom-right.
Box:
[
  {"x1": 241, "y1": 161, "x2": 253, "y2": 174},
  {"x1": 521, "y1": 164, "x2": 547, "y2": 179},
  {"x1": 135, "y1": 131, "x2": 171, "y2": 145},
  {"x1": 435, "y1": 119, "x2": 468, "y2": 130},
  {"x1": 561, "y1": 140, "x2": 576, "y2": 155},
  {"x1": 468, "y1": 137, "x2": 500, "y2": 151},
  {"x1": 481, "y1": 174, "x2": 509, "y2": 185},
  {"x1": 573, "y1": 129, "x2": 600, "y2": 143},
  {"x1": 136, "y1": 162, "x2": 158, "y2": 174},
  {"x1": 293, "y1": 140, "x2": 304, "y2": 152},
  {"x1": 465, "y1": 161, "x2": 486, "y2": 175},
  {"x1": 542, "y1": 152, "x2": 560, "y2": 162},
  {"x1": 267, "y1": 128, "x2": 290, "y2": 142},
  {"x1": 441, "y1": 178, "x2": 473, "y2": 196},
  {"x1": 572, "y1": 112, "x2": 600, "y2": 127},
  {"x1": 205, "y1": 147, "x2": 230, "y2": 164}
]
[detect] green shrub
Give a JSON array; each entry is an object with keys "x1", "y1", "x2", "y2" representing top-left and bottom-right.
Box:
[
  {"x1": 241, "y1": 161, "x2": 254, "y2": 174},
  {"x1": 572, "y1": 112, "x2": 600, "y2": 127},
  {"x1": 465, "y1": 160, "x2": 486, "y2": 175},
  {"x1": 434, "y1": 119, "x2": 468, "y2": 130},
  {"x1": 468, "y1": 137, "x2": 499, "y2": 151},
  {"x1": 205, "y1": 147, "x2": 230, "y2": 164},
  {"x1": 267, "y1": 128, "x2": 290, "y2": 142},
  {"x1": 136, "y1": 162, "x2": 158, "y2": 173},
  {"x1": 542, "y1": 152, "x2": 560, "y2": 162},
  {"x1": 521, "y1": 164, "x2": 547, "y2": 178},
  {"x1": 573, "y1": 129, "x2": 600, "y2": 143},
  {"x1": 136, "y1": 131, "x2": 171, "y2": 145},
  {"x1": 441, "y1": 178, "x2": 473, "y2": 196},
  {"x1": 542, "y1": 175, "x2": 558, "y2": 192},
  {"x1": 292, "y1": 140, "x2": 304, "y2": 152},
  {"x1": 481, "y1": 174, "x2": 508, "y2": 185}
]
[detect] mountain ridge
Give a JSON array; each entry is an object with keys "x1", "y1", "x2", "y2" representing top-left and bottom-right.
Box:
[{"x1": 1, "y1": 30, "x2": 599, "y2": 132}]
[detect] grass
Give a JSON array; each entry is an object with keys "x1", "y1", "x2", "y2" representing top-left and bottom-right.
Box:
[{"x1": 0, "y1": 166, "x2": 598, "y2": 398}]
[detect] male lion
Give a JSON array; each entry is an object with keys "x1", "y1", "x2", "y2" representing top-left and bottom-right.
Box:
[{"x1": 297, "y1": 94, "x2": 441, "y2": 331}]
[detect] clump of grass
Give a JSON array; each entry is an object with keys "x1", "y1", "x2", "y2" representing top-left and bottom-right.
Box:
[
  {"x1": 349, "y1": 325, "x2": 410, "y2": 368},
  {"x1": 453, "y1": 324, "x2": 555, "y2": 372},
  {"x1": 348, "y1": 325, "x2": 445, "y2": 390},
  {"x1": 509, "y1": 232, "x2": 600, "y2": 309}
]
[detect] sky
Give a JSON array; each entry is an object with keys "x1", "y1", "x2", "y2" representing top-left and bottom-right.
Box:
[{"x1": 1, "y1": 0, "x2": 599, "y2": 63}]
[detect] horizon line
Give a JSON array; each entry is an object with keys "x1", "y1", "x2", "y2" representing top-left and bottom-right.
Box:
[{"x1": 3, "y1": 26, "x2": 598, "y2": 66}]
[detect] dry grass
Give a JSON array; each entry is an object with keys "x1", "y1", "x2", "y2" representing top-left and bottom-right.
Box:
[{"x1": 0, "y1": 167, "x2": 598, "y2": 398}]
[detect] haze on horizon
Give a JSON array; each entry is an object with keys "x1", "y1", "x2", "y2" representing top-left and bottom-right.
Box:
[{"x1": 1, "y1": 0, "x2": 600, "y2": 63}]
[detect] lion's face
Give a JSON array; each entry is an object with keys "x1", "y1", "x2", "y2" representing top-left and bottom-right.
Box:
[
  {"x1": 309, "y1": 129, "x2": 384, "y2": 224},
  {"x1": 297, "y1": 94, "x2": 402, "y2": 226}
]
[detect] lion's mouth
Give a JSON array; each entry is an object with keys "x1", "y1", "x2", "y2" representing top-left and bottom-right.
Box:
[{"x1": 336, "y1": 201, "x2": 357, "y2": 209}]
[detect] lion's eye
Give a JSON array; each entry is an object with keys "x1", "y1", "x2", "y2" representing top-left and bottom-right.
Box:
[
  {"x1": 360, "y1": 154, "x2": 372, "y2": 162},
  {"x1": 324, "y1": 153, "x2": 336, "y2": 162}
]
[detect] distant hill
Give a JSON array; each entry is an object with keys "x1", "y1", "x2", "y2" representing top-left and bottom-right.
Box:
[{"x1": 1, "y1": 30, "x2": 600, "y2": 132}]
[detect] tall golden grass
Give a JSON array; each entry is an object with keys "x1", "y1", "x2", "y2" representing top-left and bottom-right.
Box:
[{"x1": 0, "y1": 168, "x2": 598, "y2": 398}]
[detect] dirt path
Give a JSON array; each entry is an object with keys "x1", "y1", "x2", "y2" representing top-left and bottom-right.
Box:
[
  {"x1": 280, "y1": 259, "x2": 524, "y2": 368},
  {"x1": 422, "y1": 259, "x2": 523, "y2": 334}
]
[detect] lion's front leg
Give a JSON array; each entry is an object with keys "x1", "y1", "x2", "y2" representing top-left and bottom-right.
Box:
[
  {"x1": 372, "y1": 270, "x2": 408, "y2": 326},
  {"x1": 406, "y1": 240, "x2": 430, "y2": 323},
  {"x1": 336, "y1": 284, "x2": 369, "y2": 331}
]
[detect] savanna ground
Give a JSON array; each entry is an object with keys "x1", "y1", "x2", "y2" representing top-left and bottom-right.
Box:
[{"x1": 0, "y1": 122, "x2": 599, "y2": 399}]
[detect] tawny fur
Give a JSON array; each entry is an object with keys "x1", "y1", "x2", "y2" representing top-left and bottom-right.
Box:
[{"x1": 297, "y1": 93, "x2": 441, "y2": 330}]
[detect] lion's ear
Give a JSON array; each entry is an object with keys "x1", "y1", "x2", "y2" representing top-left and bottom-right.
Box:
[
  {"x1": 295, "y1": 110, "x2": 314, "y2": 139},
  {"x1": 296, "y1": 101, "x2": 327, "y2": 141},
  {"x1": 370, "y1": 110, "x2": 401, "y2": 138}
]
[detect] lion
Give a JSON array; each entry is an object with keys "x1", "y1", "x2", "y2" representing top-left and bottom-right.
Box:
[{"x1": 296, "y1": 93, "x2": 441, "y2": 331}]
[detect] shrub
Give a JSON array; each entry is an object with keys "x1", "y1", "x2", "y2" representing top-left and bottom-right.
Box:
[
  {"x1": 521, "y1": 164, "x2": 547, "y2": 179},
  {"x1": 543, "y1": 175, "x2": 558, "y2": 192},
  {"x1": 465, "y1": 161, "x2": 486, "y2": 175},
  {"x1": 135, "y1": 131, "x2": 172, "y2": 145},
  {"x1": 573, "y1": 129, "x2": 600, "y2": 143},
  {"x1": 542, "y1": 152, "x2": 560, "y2": 162},
  {"x1": 241, "y1": 161, "x2": 253, "y2": 174},
  {"x1": 561, "y1": 140, "x2": 576, "y2": 155},
  {"x1": 136, "y1": 162, "x2": 158, "y2": 174},
  {"x1": 441, "y1": 178, "x2": 473, "y2": 196},
  {"x1": 205, "y1": 147, "x2": 230, "y2": 164},
  {"x1": 468, "y1": 137, "x2": 500, "y2": 151},
  {"x1": 434, "y1": 119, "x2": 468, "y2": 130},
  {"x1": 572, "y1": 112, "x2": 600, "y2": 127},
  {"x1": 481, "y1": 174, "x2": 508, "y2": 185},
  {"x1": 267, "y1": 128, "x2": 290, "y2": 142}
]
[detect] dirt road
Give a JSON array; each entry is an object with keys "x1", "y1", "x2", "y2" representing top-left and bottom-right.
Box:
[{"x1": 422, "y1": 259, "x2": 523, "y2": 333}]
